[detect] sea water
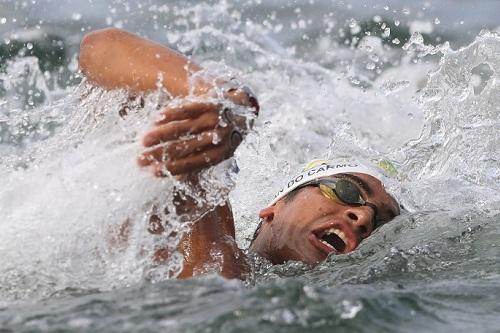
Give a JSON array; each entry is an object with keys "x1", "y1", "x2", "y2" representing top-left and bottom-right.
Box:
[{"x1": 1, "y1": 1, "x2": 499, "y2": 332}]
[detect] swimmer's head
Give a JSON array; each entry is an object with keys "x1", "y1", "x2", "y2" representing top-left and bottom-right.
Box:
[{"x1": 249, "y1": 158, "x2": 400, "y2": 265}]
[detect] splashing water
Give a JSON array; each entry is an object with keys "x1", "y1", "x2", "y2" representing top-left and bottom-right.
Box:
[
  {"x1": 394, "y1": 31, "x2": 500, "y2": 213},
  {"x1": 1, "y1": 1, "x2": 500, "y2": 331}
]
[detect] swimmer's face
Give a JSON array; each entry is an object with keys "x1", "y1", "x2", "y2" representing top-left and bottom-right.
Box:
[{"x1": 249, "y1": 173, "x2": 400, "y2": 265}]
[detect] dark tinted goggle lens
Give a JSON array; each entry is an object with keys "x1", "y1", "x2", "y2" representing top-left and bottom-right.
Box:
[
  {"x1": 318, "y1": 179, "x2": 365, "y2": 205},
  {"x1": 334, "y1": 179, "x2": 364, "y2": 204}
]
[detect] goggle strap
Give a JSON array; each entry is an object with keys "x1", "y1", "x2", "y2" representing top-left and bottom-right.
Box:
[{"x1": 364, "y1": 202, "x2": 379, "y2": 228}]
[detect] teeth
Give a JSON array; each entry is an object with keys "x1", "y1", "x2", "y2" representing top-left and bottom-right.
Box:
[
  {"x1": 325, "y1": 228, "x2": 348, "y2": 245},
  {"x1": 320, "y1": 239, "x2": 335, "y2": 250}
]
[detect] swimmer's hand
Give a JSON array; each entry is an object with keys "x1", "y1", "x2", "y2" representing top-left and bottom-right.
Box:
[{"x1": 137, "y1": 96, "x2": 253, "y2": 176}]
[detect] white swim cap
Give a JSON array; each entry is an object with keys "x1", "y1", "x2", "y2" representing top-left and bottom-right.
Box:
[{"x1": 268, "y1": 158, "x2": 390, "y2": 206}]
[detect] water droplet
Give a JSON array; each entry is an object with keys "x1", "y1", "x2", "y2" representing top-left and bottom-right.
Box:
[
  {"x1": 392, "y1": 38, "x2": 400, "y2": 45},
  {"x1": 212, "y1": 133, "x2": 221, "y2": 144},
  {"x1": 71, "y1": 13, "x2": 82, "y2": 21},
  {"x1": 434, "y1": 17, "x2": 440, "y2": 25},
  {"x1": 394, "y1": 20, "x2": 400, "y2": 26},
  {"x1": 381, "y1": 80, "x2": 410, "y2": 95},
  {"x1": 218, "y1": 117, "x2": 228, "y2": 128},
  {"x1": 26, "y1": 42, "x2": 33, "y2": 50},
  {"x1": 383, "y1": 5, "x2": 389, "y2": 10},
  {"x1": 0, "y1": 18, "x2": 6, "y2": 24},
  {"x1": 366, "y1": 62, "x2": 376, "y2": 70},
  {"x1": 361, "y1": 44, "x2": 373, "y2": 52},
  {"x1": 349, "y1": 19, "x2": 361, "y2": 34},
  {"x1": 402, "y1": 8, "x2": 411, "y2": 15}
]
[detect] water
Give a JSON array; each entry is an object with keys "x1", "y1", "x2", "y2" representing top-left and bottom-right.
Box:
[{"x1": 1, "y1": 0, "x2": 500, "y2": 332}]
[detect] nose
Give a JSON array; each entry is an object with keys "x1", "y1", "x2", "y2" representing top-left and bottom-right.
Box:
[{"x1": 343, "y1": 206, "x2": 375, "y2": 239}]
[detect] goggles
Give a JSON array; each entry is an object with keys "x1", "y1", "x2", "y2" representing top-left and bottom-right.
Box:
[{"x1": 294, "y1": 177, "x2": 381, "y2": 229}]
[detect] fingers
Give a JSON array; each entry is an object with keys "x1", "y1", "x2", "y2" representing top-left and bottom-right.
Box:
[
  {"x1": 139, "y1": 98, "x2": 245, "y2": 176},
  {"x1": 138, "y1": 127, "x2": 231, "y2": 168},
  {"x1": 165, "y1": 128, "x2": 230, "y2": 159},
  {"x1": 137, "y1": 146, "x2": 163, "y2": 167},
  {"x1": 155, "y1": 101, "x2": 220, "y2": 125},
  {"x1": 143, "y1": 111, "x2": 220, "y2": 147},
  {"x1": 156, "y1": 144, "x2": 230, "y2": 176}
]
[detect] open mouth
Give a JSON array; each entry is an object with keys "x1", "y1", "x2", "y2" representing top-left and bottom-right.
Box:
[
  {"x1": 318, "y1": 228, "x2": 347, "y2": 252},
  {"x1": 310, "y1": 226, "x2": 351, "y2": 255}
]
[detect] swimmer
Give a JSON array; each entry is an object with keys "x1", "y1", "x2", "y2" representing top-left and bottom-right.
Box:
[{"x1": 79, "y1": 28, "x2": 400, "y2": 279}]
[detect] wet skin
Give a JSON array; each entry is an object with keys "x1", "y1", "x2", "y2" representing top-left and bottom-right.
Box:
[{"x1": 249, "y1": 173, "x2": 400, "y2": 265}]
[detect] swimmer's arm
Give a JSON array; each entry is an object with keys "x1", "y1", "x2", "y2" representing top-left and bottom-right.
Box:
[
  {"x1": 79, "y1": 27, "x2": 199, "y2": 96},
  {"x1": 80, "y1": 29, "x2": 252, "y2": 278},
  {"x1": 79, "y1": 28, "x2": 255, "y2": 106},
  {"x1": 79, "y1": 28, "x2": 258, "y2": 176},
  {"x1": 176, "y1": 202, "x2": 249, "y2": 279},
  {"x1": 107, "y1": 195, "x2": 249, "y2": 279},
  {"x1": 151, "y1": 178, "x2": 249, "y2": 279}
]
